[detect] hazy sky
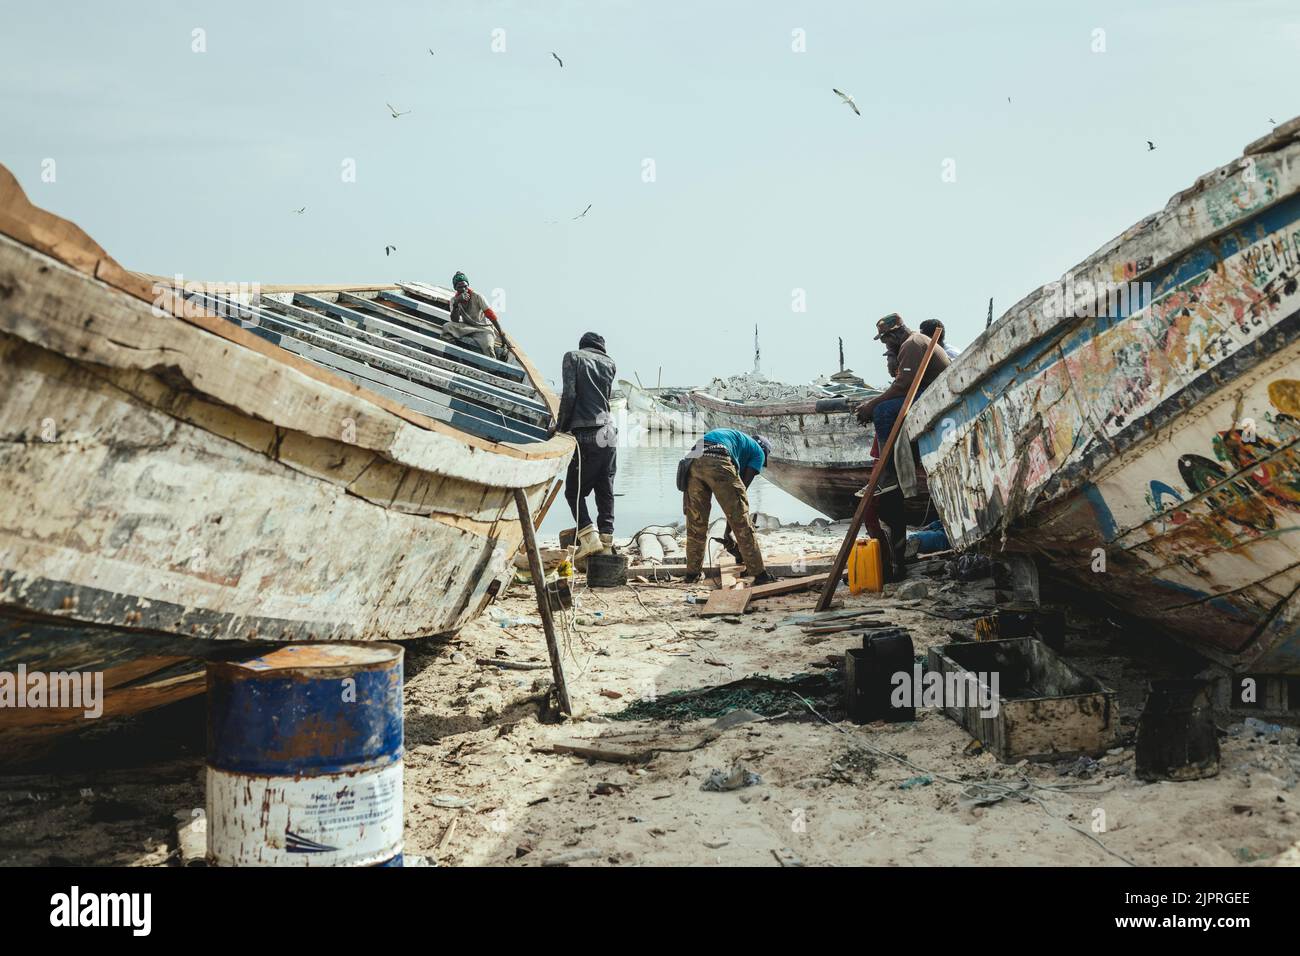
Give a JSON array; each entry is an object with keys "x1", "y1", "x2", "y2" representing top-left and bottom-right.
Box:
[{"x1": 3, "y1": 1, "x2": 1297, "y2": 389}]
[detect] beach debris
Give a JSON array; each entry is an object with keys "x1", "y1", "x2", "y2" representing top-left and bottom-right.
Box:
[
  {"x1": 598, "y1": 689, "x2": 623, "y2": 699},
  {"x1": 772, "y1": 847, "x2": 804, "y2": 867},
  {"x1": 611, "y1": 672, "x2": 839, "y2": 722},
  {"x1": 430, "y1": 794, "x2": 472, "y2": 808},
  {"x1": 477, "y1": 658, "x2": 549, "y2": 671},
  {"x1": 173, "y1": 810, "x2": 207, "y2": 867},
  {"x1": 899, "y1": 775, "x2": 933, "y2": 790},
  {"x1": 543, "y1": 848, "x2": 602, "y2": 867},
  {"x1": 895, "y1": 579, "x2": 931, "y2": 601},
  {"x1": 701, "y1": 762, "x2": 763, "y2": 792}
]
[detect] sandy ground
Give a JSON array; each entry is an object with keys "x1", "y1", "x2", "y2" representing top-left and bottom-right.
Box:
[{"x1": 2, "y1": 525, "x2": 1298, "y2": 867}]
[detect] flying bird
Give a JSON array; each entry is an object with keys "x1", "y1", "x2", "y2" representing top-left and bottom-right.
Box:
[
  {"x1": 385, "y1": 245, "x2": 397, "y2": 257},
  {"x1": 572, "y1": 203, "x2": 592, "y2": 220},
  {"x1": 386, "y1": 102, "x2": 411, "y2": 118},
  {"x1": 832, "y1": 88, "x2": 860, "y2": 116},
  {"x1": 551, "y1": 52, "x2": 563, "y2": 68},
  {"x1": 1270, "y1": 118, "x2": 1277, "y2": 126},
  {"x1": 428, "y1": 49, "x2": 435, "y2": 56},
  {"x1": 1147, "y1": 140, "x2": 1157, "y2": 151},
  {"x1": 292, "y1": 207, "x2": 306, "y2": 215}
]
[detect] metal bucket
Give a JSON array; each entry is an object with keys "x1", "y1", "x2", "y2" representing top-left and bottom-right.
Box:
[
  {"x1": 587, "y1": 552, "x2": 629, "y2": 587},
  {"x1": 206, "y1": 642, "x2": 405, "y2": 866}
]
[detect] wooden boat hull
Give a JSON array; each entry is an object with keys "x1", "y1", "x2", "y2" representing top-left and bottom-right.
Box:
[
  {"x1": 687, "y1": 391, "x2": 882, "y2": 519},
  {"x1": 0, "y1": 167, "x2": 572, "y2": 759},
  {"x1": 906, "y1": 119, "x2": 1300, "y2": 674}
]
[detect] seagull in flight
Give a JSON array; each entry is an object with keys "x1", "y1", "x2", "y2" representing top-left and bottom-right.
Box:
[
  {"x1": 572, "y1": 203, "x2": 592, "y2": 220},
  {"x1": 832, "y1": 88, "x2": 860, "y2": 116},
  {"x1": 386, "y1": 102, "x2": 411, "y2": 118},
  {"x1": 428, "y1": 49, "x2": 435, "y2": 56},
  {"x1": 551, "y1": 52, "x2": 564, "y2": 68},
  {"x1": 1147, "y1": 140, "x2": 1157, "y2": 151},
  {"x1": 292, "y1": 207, "x2": 306, "y2": 215},
  {"x1": 384, "y1": 245, "x2": 397, "y2": 257}
]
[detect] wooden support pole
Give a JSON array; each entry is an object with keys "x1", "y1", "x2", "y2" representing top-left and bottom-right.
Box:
[
  {"x1": 815, "y1": 332, "x2": 942, "y2": 612},
  {"x1": 514, "y1": 488, "x2": 573, "y2": 716}
]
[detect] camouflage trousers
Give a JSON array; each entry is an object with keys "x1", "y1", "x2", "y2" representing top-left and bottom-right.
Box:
[{"x1": 684, "y1": 455, "x2": 765, "y2": 575}]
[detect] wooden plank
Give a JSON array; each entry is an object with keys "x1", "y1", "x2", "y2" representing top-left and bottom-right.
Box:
[
  {"x1": 295, "y1": 293, "x2": 538, "y2": 397},
  {"x1": 199, "y1": 294, "x2": 551, "y2": 427},
  {"x1": 700, "y1": 588, "x2": 753, "y2": 616},
  {"x1": 752, "y1": 573, "x2": 832, "y2": 602},
  {"x1": 337, "y1": 291, "x2": 452, "y2": 337},
  {"x1": 222, "y1": 312, "x2": 548, "y2": 444},
  {"x1": 514, "y1": 488, "x2": 573, "y2": 717},
  {"x1": 266, "y1": 291, "x2": 522, "y2": 381}
]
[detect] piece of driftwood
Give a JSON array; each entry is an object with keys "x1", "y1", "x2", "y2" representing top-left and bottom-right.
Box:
[
  {"x1": 514, "y1": 488, "x2": 572, "y2": 716},
  {"x1": 816, "y1": 333, "x2": 941, "y2": 611},
  {"x1": 476, "y1": 658, "x2": 550, "y2": 671}
]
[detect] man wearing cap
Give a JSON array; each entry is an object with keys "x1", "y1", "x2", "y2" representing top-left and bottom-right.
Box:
[
  {"x1": 856, "y1": 313, "x2": 950, "y2": 489},
  {"x1": 559, "y1": 332, "x2": 618, "y2": 561},
  {"x1": 445, "y1": 271, "x2": 502, "y2": 356},
  {"x1": 682, "y1": 428, "x2": 776, "y2": 585}
]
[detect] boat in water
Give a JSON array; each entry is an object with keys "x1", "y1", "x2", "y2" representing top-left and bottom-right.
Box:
[
  {"x1": 905, "y1": 117, "x2": 1300, "y2": 674},
  {"x1": 0, "y1": 163, "x2": 573, "y2": 759}
]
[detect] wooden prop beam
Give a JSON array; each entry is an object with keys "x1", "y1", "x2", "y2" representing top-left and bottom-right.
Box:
[
  {"x1": 815, "y1": 332, "x2": 942, "y2": 612},
  {"x1": 514, "y1": 488, "x2": 573, "y2": 716}
]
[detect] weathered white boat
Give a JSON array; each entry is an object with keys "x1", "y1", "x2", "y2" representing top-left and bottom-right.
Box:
[
  {"x1": 0, "y1": 164, "x2": 572, "y2": 758},
  {"x1": 620, "y1": 379, "x2": 698, "y2": 433},
  {"x1": 905, "y1": 118, "x2": 1300, "y2": 674},
  {"x1": 687, "y1": 389, "x2": 882, "y2": 519}
]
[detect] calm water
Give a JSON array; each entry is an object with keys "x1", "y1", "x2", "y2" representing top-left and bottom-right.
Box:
[{"x1": 540, "y1": 437, "x2": 825, "y2": 538}]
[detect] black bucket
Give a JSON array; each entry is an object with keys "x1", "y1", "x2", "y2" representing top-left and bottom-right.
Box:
[
  {"x1": 586, "y1": 553, "x2": 628, "y2": 588},
  {"x1": 1135, "y1": 679, "x2": 1219, "y2": 781}
]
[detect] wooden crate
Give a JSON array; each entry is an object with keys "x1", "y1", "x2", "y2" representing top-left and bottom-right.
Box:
[{"x1": 927, "y1": 638, "x2": 1117, "y2": 762}]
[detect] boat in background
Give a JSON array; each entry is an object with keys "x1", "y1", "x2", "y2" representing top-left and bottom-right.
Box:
[
  {"x1": 621, "y1": 379, "x2": 699, "y2": 433},
  {"x1": 687, "y1": 374, "x2": 890, "y2": 519},
  {"x1": 905, "y1": 117, "x2": 1300, "y2": 675},
  {"x1": 0, "y1": 163, "x2": 573, "y2": 760}
]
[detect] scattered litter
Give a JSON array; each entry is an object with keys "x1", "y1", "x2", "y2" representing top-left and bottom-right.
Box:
[
  {"x1": 598, "y1": 689, "x2": 623, "y2": 699},
  {"x1": 701, "y1": 762, "x2": 763, "y2": 792},
  {"x1": 899, "y1": 775, "x2": 933, "y2": 790},
  {"x1": 611, "y1": 672, "x2": 840, "y2": 722},
  {"x1": 430, "y1": 794, "x2": 472, "y2": 808},
  {"x1": 542, "y1": 848, "x2": 602, "y2": 867},
  {"x1": 772, "y1": 847, "x2": 803, "y2": 867}
]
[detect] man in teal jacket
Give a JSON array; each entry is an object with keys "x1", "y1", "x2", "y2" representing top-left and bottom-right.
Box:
[{"x1": 683, "y1": 429, "x2": 775, "y2": 585}]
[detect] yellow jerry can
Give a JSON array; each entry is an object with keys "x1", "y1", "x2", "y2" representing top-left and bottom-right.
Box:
[{"x1": 848, "y1": 537, "x2": 883, "y2": 594}]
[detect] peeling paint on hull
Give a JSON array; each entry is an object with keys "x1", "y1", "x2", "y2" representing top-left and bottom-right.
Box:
[{"x1": 908, "y1": 118, "x2": 1300, "y2": 673}]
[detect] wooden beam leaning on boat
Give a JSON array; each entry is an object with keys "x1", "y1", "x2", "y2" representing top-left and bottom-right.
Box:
[
  {"x1": 681, "y1": 429, "x2": 776, "y2": 586},
  {"x1": 854, "y1": 313, "x2": 950, "y2": 493},
  {"x1": 446, "y1": 270, "x2": 505, "y2": 358}
]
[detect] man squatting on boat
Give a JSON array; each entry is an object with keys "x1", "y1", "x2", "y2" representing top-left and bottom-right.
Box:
[
  {"x1": 682, "y1": 429, "x2": 777, "y2": 586},
  {"x1": 855, "y1": 313, "x2": 950, "y2": 492},
  {"x1": 446, "y1": 270, "x2": 505, "y2": 357},
  {"x1": 559, "y1": 332, "x2": 618, "y2": 561}
]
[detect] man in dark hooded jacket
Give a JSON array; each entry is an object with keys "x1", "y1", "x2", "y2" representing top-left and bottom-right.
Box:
[{"x1": 559, "y1": 332, "x2": 618, "y2": 559}]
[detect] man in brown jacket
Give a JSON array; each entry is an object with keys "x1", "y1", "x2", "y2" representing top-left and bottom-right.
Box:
[{"x1": 855, "y1": 313, "x2": 950, "y2": 490}]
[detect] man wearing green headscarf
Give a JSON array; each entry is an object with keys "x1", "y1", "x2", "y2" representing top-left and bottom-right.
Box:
[{"x1": 445, "y1": 271, "x2": 502, "y2": 356}]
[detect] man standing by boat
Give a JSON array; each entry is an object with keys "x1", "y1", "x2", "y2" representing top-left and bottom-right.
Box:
[
  {"x1": 855, "y1": 314, "x2": 950, "y2": 490},
  {"x1": 445, "y1": 271, "x2": 503, "y2": 356},
  {"x1": 559, "y1": 332, "x2": 618, "y2": 561},
  {"x1": 919, "y1": 319, "x2": 960, "y2": 360},
  {"x1": 682, "y1": 429, "x2": 776, "y2": 585}
]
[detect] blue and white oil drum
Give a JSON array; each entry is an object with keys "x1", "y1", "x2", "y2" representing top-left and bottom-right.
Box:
[{"x1": 205, "y1": 642, "x2": 404, "y2": 867}]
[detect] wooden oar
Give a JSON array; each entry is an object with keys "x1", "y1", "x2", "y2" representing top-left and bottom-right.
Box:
[{"x1": 815, "y1": 331, "x2": 942, "y2": 612}]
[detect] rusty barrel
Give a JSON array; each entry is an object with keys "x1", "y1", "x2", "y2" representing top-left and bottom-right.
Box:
[{"x1": 206, "y1": 643, "x2": 404, "y2": 866}]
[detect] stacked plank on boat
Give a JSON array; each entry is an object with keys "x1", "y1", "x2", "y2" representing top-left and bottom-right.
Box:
[{"x1": 187, "y1": 282, "x2": 552, "y2": 444}]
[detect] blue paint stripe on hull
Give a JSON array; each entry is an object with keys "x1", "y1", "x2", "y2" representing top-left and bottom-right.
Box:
[{"x1": 917, "y1": 189, "x2": 1300, "y2": 455}]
